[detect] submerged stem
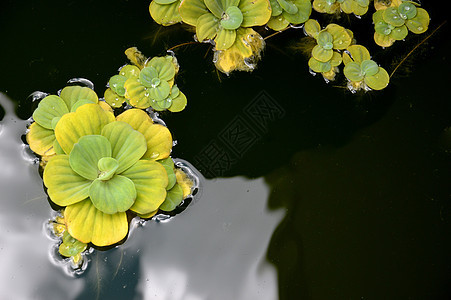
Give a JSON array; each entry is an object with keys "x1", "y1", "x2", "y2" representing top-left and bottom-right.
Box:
[{"x1": 390, "y1": 20, "x2": 447, "y2": 79}]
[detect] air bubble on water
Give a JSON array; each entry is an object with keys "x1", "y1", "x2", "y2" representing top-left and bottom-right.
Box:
[
  {"x1": 290, "y1": 24, "x2": 304, "y2": 29},
  {"x1": 308, "y1": 68, "x2": 317, "y2": 76},
  {"x1": 28, "y1": 91, "x2": 48, "y2": 102},
  {"x1": 66, "y1": 78, "x2": 94, "y2": 90},
  {"x1": 172, "y1": 140, "x2": 178, "y2": 147}
]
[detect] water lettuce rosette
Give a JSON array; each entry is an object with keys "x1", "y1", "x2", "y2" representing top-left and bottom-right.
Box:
[
  {"x1": 43, "y1": 104, "x2": 172, "y2": 246},
  {"x1": 123, "y1": 56, "x2": 187, "y2": 112},
  {"x1": 179, "y1": 0, "x2": 271, "y2": 50}
]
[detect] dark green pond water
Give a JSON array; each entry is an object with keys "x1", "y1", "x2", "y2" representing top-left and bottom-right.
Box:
[{"x1": 1, "y1": 1, "x2": 451, "y2": 299}]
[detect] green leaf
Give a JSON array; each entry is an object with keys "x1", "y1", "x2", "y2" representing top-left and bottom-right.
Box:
[
  {"x1": 344, "y1": 61, "x2": 364, "y2": 82},
  {"x1": 139, "y1": 66, "x2": 160, "y2": 88},
  {"x1": 154, "y1": 0, "x2": 178, "y2": 4},
  {"x1": 375, "y1": 20, "x2": 393, "y2": 35},
  {"x1": 158, "y1": 157, "x2": 177, "y2": 190},
  {"x1": 406, "y1": 8, "x2": 429, "y2": 34},
  {"x1": 329, "y1": 51, "x2": 342, "y2": 67},
  {"x1": 89, "y1": 175, "x2": 136, "y2": 214},
  {"x1": 59, "y1": 231, "x2": 87, "y2": 257},
  {"x1": 97, "y1": 157, "x2": 119, "y2": 181},
  {"x1": 308, "y1": 57, "x2": 332, "y2": 73},
  {"x1": 150, "y1": 0, "x2": 183, "y2": 26},
  {"x1": 147, "y1": 56, "x2": 177, "y2": 81},
  {"x1": 70, "y1": 99, "x2": 96, "y2": 112},
  {"x1": 364, "y1": 67, "x2": 390, "y2": 90},
  {"x1": 26, "y1": 122, "x2": 56, "y2": 156},
  {"x1": 43, "y1": 155, "x2": 91, "y2": 206},
  {"x1": 109, "y1": 75, "x2": 127, "y2": 97},
  {"x1": 383, "y1": 7, "x2": 405, "y2": 27},
  {"x1": 389, "y1": 24, "x2": 408, "y2": 40},
  {"x1": 361, "y1": 60, "x2": 379, "y2": 76},
  {"x1": 64, "y1": 199, "x2": 128, "y2": 246},
  {"x1": 282, "y1": 0, "x2": 311, "y2": 24},
  {"x1": 159, "y1": 184, "x2": 184, "y2": 211},
  {"x1": 33, "y1": 95, "x2": 69, "y2": 130},
  {"x1": 239, "y1": 0, "x2": 272, "y2": 27},
  {"x1": 115, "y1": 109, "x2": 173, "y2": 161},
  {"x1": 69, "y1": 135, "x2": 112, "y2": 180},
  {"x1": 205, "y1": 0, "x2": 225, "y2": 18},
  {"x1": 317, "y1": 31, "x2": 334, "y2": 49},
  {"x1": 169, "y1": 90, "x2": 188, "y2": 112},
  {"x1": 122, "y1": 160, "x2": 168, "y2": 214},
  {"x1": 104, "y1": 88, "x2": 126, "y2": 108},
  {"x1": 179, "y1": 0, "x2": 209, "y2": 26},
  {"x1": 124, "y1": 78, "x2": 152, "y2": 109},
  {"x1": 398, "y1": 2, "x2": 416, "y2": 20},
  {"x1": 101, "y1": 121, "x2": 147, "y2": 174},
  {"x1": 277, "y1": 0, "x2": 298, "y2": 14},
  {"x1": 60, "y1": 86, "x2": 98, "y2": 111},
  {"x1": 220, "y1": 6, "x2": 243, "y2": 30},
  {"x1": 196, "y1": 13, "x2": 220, "y2": 41},
  {"x1": 119, "y1": 65, "x2": 141, "y2": 79},
  {"x1": 269, "y1": 0, "x2": 283, "y2": 16},
  {"x1": 55, "y1": 104, "x2": 115, "y2": 154},
  {"x1": 343, "y1": 45, "x2": 371, "y2": 64},
  {"x1": 312, "y1": 45, "x2": 333, "y2": 62},
  {"x1": 304, "y1": 19, "x2": 321, "y2": 38},
  {"x1": 214, "y1": 27, "x2": 237, "y2": 51},
  {"x1": 267, "y1": 15, "x2": 290, "y2": 31},
  {"x1": 325, "y1": 24, "x2": 352, "y2": 50},
  {"x1": 149, "y1": 80, "x2": 171, "y2": 101}
]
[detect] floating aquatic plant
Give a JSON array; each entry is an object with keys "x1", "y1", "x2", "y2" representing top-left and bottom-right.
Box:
[
  {"x1": 177, "y1": 0, "x2": 271, "y2": 73},
  {"x1": 304, "y1": 20, "x2": 352, "y2": 81},
  {"x1": 106, "y1": 49, "x2": 187, "y2": 112},
  {"x1": 343, "y1": 45, "x2": 390, "y2": 91},
  {"x1": 372, "y1": 0, "x2": 430, "y2": 47},
  {"x1": 267, "y1": 0, "x2": 312, "y2": 31}
]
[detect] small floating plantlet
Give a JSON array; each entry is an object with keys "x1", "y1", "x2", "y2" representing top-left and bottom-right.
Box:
[
  {"x1": 343, "y1": 45, "x2": 390, "y2": 91},
  {"x1": 266, "y1": 0, "x2": 312, "y2": 31},
  {"x1": 372, "y1": 0, "x2": 430, "y2": 47},
  {"x1": 304, "y1": 20, "x2": 352, "y2": 81},
  {"x1": 176, "y1": 0, "x2": 271, "y2": 73},
  {"x1": 106, "y1": 48, "x2": 187, "y2": 112}
]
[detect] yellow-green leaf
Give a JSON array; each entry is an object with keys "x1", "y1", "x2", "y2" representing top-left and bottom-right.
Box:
[
  {"x1": 43, "y1": 155, "x2": 91, "y2": 206},
  {"x1": 54, "y1": 104, "x2": 115, "y2": 155},
  {"x1": 60, "y1": 86, "x2": 98, "y2": 110},
  {"x1": 239, "y1": 0, "x2": 272, "y2": 27},
  {"x1": 122, "y1": 160, "x2": 168, "y2": 214},
  {"x1": 115, "y1": 109, "x2": 173, "y2": 160},
  {"x1": 149, "y1": 0, "x2": 182, "y2": 26},
  {"x1": 26, "y1": 122, "x2": 56, "y2": 157},
  {"x1": 179, "y1": 0, "x2": 209, "y2": 26},
  {"x1": 65, "y1": 199, "x2": 128, "y2": 246}
]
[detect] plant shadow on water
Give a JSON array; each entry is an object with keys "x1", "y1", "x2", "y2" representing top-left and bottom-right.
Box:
[{"x1": 1, "y1": 0, "x2": 451, "y2": 299}]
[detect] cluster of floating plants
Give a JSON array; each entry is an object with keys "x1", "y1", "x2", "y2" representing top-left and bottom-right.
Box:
[
  {"x1": 372, "y1": 0, "x2": 429, "y2": 47},
  {"x1": 304, "y1": 19, "x2": 389, "y2": 91},
  {"x1": 27, "y1": 50, "x2": 197, "y2": 270},
  {"x1": 148, "y1": 0, "x2": 431, "y2": 91}
]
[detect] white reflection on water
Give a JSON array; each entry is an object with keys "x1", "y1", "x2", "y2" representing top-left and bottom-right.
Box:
[
  {"x1": 0, "y1": 94, "x2": 83, "y2": 300},
  {"x1": 128, "y1": 176, "x2": 284, "y2": 300},
  {"x1": 0, "y1": 93, "x2": 283, "y2": 300}
]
